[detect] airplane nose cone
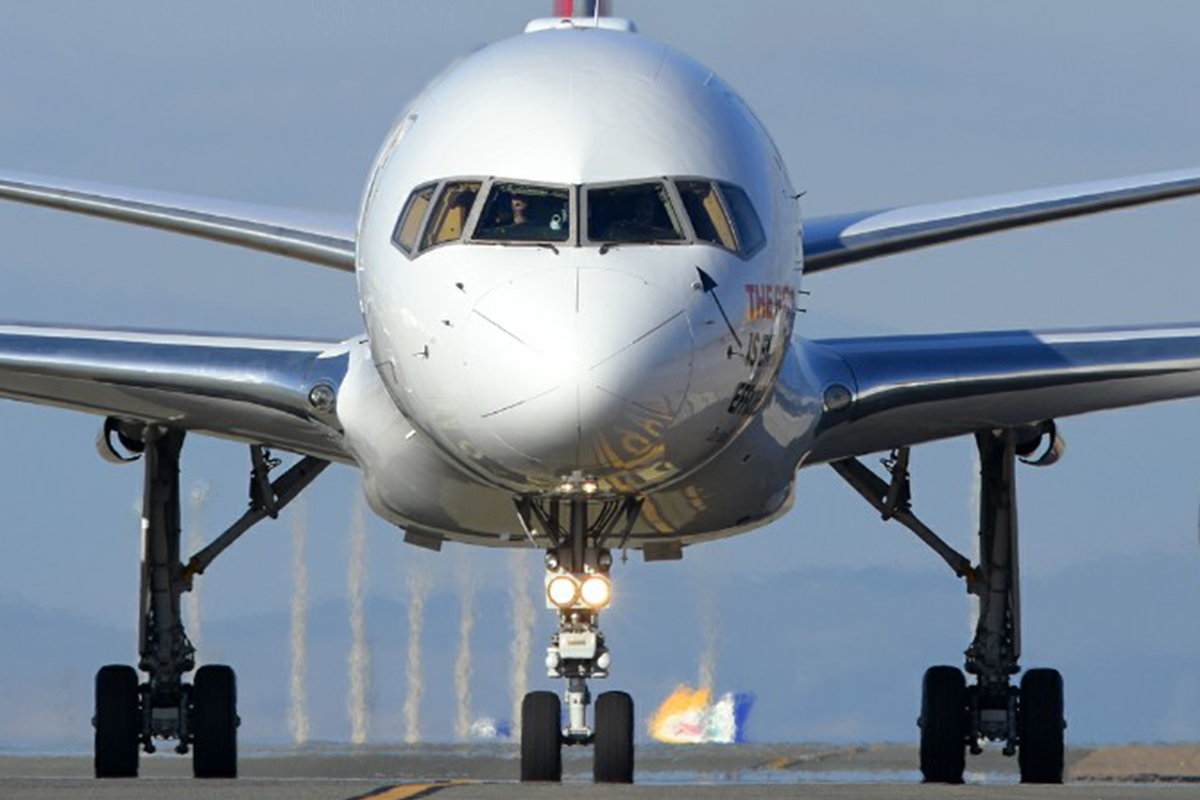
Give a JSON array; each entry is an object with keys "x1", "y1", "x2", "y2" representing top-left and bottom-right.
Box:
[{"x1": 463, "y1": 267, "x2": 692, "y2": 484}]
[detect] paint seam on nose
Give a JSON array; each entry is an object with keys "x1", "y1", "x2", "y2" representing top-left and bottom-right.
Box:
[
  {"x1": 480, "y1": 385, "x2": 561, "y2": 418},
  {"x1": 588, "y1": 309, "x2": 687, "y2": 370},
  {"x1": 594, "y1": 385, "x2": 675, "y2": 419},
  {"x1": 471, "y1": 309, "x2": 540, "y2": 355},
  {"x1": 575, "y1": 384, "x2": 583, "y2": 463}
]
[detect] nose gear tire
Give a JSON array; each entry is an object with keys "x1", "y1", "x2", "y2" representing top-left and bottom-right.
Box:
[
  {"x1": 520, "y1": 691, "x2": 563, "y2": 782},
  {"x1": 593, "y1": 690, "x2": 634, "y2": 783}
]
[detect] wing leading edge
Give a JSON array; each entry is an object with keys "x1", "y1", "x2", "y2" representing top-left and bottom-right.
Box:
[
  {"x1": 803, "y1": 168, "x2": 1200, "y2": 273},
  {"x1": 806, "y1": 324, "x2": 1200, "y2": 463},
  {"x1": 0, "y1": 170, "x2": 356, "y2": 270},
  {"x1": 0, "y1": 324, "x2": 353, "y2": 462}
]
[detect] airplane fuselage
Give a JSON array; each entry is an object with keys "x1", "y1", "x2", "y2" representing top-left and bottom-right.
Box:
[{"x1": 339, "y1": 21, "x2": 830, "y2": 546}]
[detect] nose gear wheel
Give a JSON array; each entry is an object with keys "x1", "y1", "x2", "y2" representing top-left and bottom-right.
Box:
[{"x1": 520, "y1": 691, "x2": 563, "y2": 782}]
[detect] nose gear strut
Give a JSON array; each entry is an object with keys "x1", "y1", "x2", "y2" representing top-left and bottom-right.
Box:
[{"x1": 515, "y1": 493, "x2": 641, "y2": 784}]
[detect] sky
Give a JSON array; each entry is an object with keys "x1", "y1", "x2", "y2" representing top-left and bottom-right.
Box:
[{"x1": 2, "y1": 0, "x2": 1200, "y2": 747}]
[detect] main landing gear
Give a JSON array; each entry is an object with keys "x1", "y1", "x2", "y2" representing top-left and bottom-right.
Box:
[
  {"x1": 515, "y1": 491, "x2": 641, "y2": 784},
  {"x1": 93, "y1": 423, "x2": 327, "y2": 778},
  {"x1": 834, "y1": 428, "x2": 1066, "y2": 784}
]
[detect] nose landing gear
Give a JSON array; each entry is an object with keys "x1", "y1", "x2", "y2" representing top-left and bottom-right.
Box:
[{"x1": 516, "y1": 493, "x2": 640, "y2": 784}]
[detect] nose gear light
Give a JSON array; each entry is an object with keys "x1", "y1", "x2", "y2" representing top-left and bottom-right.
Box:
[
  {"x1": 547, "y1": 574, "x2": 579, "y2": 608},
  {"x1": 580, "y1": 574, "x2": 611, "y2": 608}
]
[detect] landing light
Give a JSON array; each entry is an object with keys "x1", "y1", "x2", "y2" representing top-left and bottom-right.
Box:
[
  {"x1": 580, "y1": 575, "x2": 611, "y2": 608},
  {"x1": 547, "y1": 575, "x2": 579, "y2": 608}
]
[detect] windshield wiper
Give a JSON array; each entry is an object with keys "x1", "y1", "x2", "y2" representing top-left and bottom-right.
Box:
[{"x1": 535, "y1": 242, "x2": 560, "y2": 255}]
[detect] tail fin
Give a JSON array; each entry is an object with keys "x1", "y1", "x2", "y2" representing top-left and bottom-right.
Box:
[{"x1": 553, "y1": 0, "x2": 613, "y2": 17}]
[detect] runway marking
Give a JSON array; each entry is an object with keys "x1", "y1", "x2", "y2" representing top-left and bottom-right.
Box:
[
  {"x1": 344, "y1": 781, "x2": 468, "y2": 800},
  {"x1": 760, "y1": 746, "x2": 870, "y2": 771}
]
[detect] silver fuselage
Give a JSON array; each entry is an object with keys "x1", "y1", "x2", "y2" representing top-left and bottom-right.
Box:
[{"x1": 339, "y1": 25, "x2": 820, "y2": 545}]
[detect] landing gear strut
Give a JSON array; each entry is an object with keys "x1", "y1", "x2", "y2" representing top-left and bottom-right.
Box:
[
  {"x1": 93, "y1": 424, "x2": 327, "y2": 779},
  {"x1": 516, "y1": 492, "x2": 639, "y2": 784},
  {"x1": 834, "y1": 429, "x2": 1066, "y2": 784}
]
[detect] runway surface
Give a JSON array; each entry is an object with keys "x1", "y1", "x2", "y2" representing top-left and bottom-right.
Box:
[{"x1": 1, "y1": 743, "x2": 1198, "y2": 800}]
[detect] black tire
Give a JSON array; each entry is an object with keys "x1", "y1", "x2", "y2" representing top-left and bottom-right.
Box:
[
  {"x1": 593, "y1": 691, "x2": 634, "y2": 784},
  {"x1": 520, "y1": 691, "x2": 562, "y2": 782},
  {"x1": 919, "y1": 665, "x2": 966, "y2": 783},
  {"x1": 94, "y1": 664, "x2": 140, "y2": 778},
  {"x1": 192, "y1": 664, "x2": 238, "y2": 779},
  {"x1": 1019, "y1": 668, "x2": 1065, "y2": 784}
]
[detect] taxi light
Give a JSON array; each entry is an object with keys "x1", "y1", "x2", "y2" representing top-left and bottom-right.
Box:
[
  {"x1": 580, "y1": 575, "x2": 611, "y2": 608},
  {"x1": 547, "y1": 575, "x2": 579, "y2": 608}
]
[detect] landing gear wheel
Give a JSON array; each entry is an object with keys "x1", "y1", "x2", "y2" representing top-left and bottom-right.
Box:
[
  {"x1": 593, "y1": 691, "x2": 634, "y2": 784},
  {"x1": 192, "y1": 665, "x2": 238, "y2": 779},
  {"x1": 94, "y1": 665, "x2": 140, "y2": 778},
  {"x1": 520, "y1": 691, "x2": 562, "y2": 782},
  {"x1": 1019, "y1": 668, "x2": 1064, "y2": 784},
  {"x1": 919, "y1": 665, "x2": 966, "y2": 784}
]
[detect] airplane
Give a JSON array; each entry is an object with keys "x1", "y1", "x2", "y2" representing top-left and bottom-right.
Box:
[{"x1": 2, "y1": 0, "x2": 1200, "y2": 787}]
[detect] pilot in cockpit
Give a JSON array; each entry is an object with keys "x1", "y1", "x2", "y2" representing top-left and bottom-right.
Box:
[
  {"x1": 472, "y1": 183, "x2": 570, "y2": 244},
  {"x1": 509, "y1": 194, "x2": 530, "y2": 228}
]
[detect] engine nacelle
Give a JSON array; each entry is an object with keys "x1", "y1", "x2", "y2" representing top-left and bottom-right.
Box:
[
  {"x1": 96, "y1": 417, "x2": 146, "y2": 464},
  {"x1": 1014, "y1": 420, "x2": 1064, "y2": 468}
]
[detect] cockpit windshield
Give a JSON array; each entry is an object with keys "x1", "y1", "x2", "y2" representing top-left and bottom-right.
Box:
[
  {"x1": 472, "y1": 182, "x2": 570, "y2": 243},
  {"x1": 586, "y1": 182, "x2": 684, "y2": 244},
  {"x1": 391, "y1": 176, "x2": 765, "y2": 258}
]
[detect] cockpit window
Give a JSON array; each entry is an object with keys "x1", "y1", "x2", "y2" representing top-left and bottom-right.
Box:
[
  {"x1": 391, "y1": 176, "x2": 764, "y2": 259},
  {"x1": 718, "y1": 182, "x2": 766, "y2": 257},
  {"x1": 421, "y1": 181, "x2": 481, "y2": 251},
  {"x1": 392, "y1": 183, "x2": 436, "y2": 255},
  {"x1": 586, "y1": 182, "x2": 684, "y2": 244},
  {"x1": 676, "y1": 180, "x2": 737, "y2": 250},
  {"x1": 472, "y1": 182, "x2": 570, "y2": 243}
]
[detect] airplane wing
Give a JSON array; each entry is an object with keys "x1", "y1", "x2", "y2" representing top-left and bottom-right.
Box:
[
  {"x1": 0, "y1": 170, "x2": 356, "y2": 270},
  {"x1": 803, "y1": 168, "x2": 1200, "y2": 272},
  {"x1": 805, "y1": 324, "x2": 1200, "y2": 463},
  {"x1": 0, "y1": 323, "x2": 352, "y2": 462}
]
